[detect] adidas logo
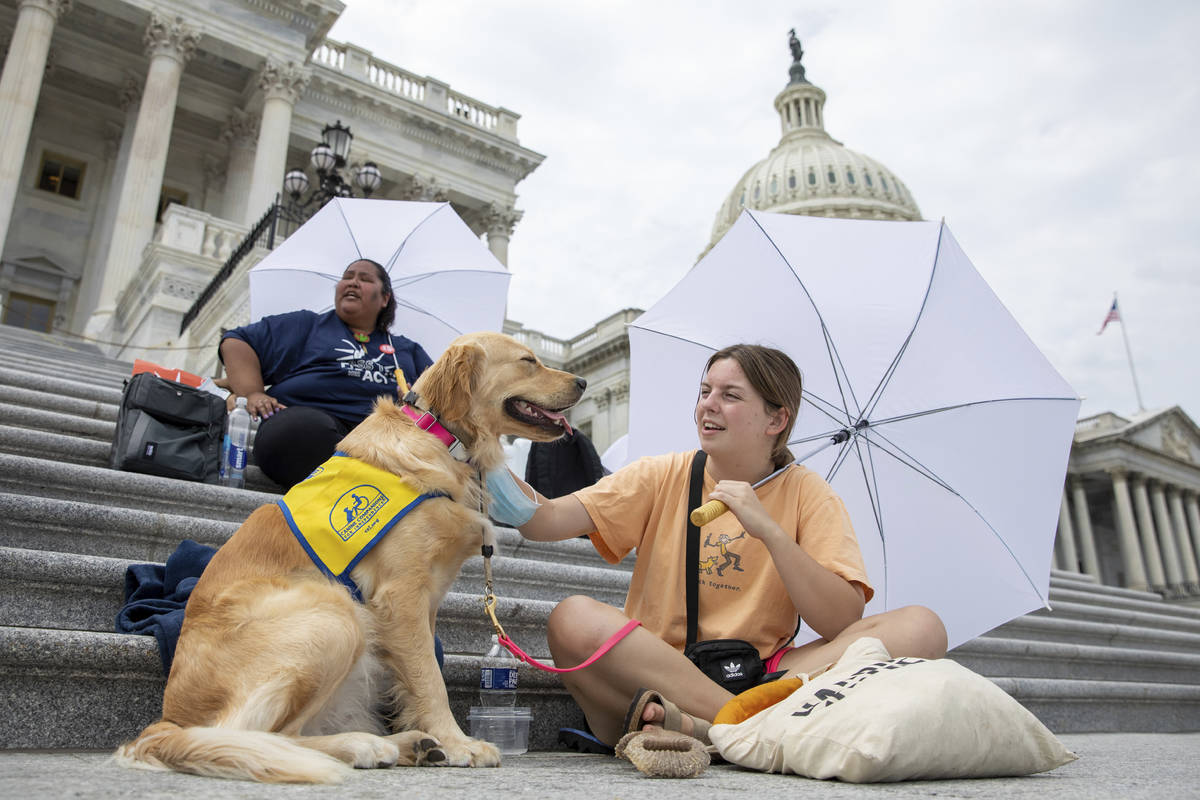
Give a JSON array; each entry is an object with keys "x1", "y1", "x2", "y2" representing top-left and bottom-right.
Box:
[{"x1": 723, "y1": 661, "x2": 745, "y2": 679}]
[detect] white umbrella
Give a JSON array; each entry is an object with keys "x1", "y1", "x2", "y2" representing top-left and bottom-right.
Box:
[
  {"x1": 624, "y1": 210, "x2": 1080, "y2": 650},
  {"x1": 248, "y1": 199, "x2": 509, "y2": 359}
]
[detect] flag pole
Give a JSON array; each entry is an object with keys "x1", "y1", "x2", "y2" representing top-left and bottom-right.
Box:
[{"x1": 1114, "y1": 292, "x2": 1146, "y2": 412}]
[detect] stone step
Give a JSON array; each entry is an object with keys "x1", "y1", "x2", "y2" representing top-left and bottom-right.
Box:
[
  {"x1": 0, "y1": 427, "x2": 277, "y2": 489},
  {"x1": 0, "y1": 322, "x2": 125, "y2": 360},
  {"x1": 1049, "y1": 570, "x2": 1172, "y2": 603},
  {"x1": 988, "y1": 612, "x2": 1200, "y2": 655},
  {"x1": 1048, "y1": 585, "x2": 1200, "y2": 624},
  {"x1": 0, "y1": 383, "x2": 119, "y2": 421},
  {"x1": 0, "y1": 405, "x2": 113, "y2": 442},
  {"x1": 0, "y1": 366, "x2": 123, "y2": 405},
  {"x1": 0, "y1": 454, "x2": 274, "y2": 522},
  {"x1": 0, "y1": 625, "x2": 580, "y2": 752},
  {"x1": 0, "y1": 545, "x2": 628, "y2": 635},
  {"x1": 949, "y1": 635, "x2": 1200, "y2": 685},
  {"x1": 0, "y1": 354, "x2": 131, "y2": 387},
  {"x1": 989, "y1": 676, "x2": 1200, "y2": 733},
  {"x1": 1032, "y1": 599, "x2": 1200, "y2": 634}
]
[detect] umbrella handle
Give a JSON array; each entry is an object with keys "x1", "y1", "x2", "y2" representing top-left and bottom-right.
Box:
[{"x1": 689, "y1": 500, "x2": 728, "y2": 526}]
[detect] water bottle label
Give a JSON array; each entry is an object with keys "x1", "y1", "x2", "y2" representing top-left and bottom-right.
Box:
[
  {"x1": 229, "y1": 445, "x2": 246, "y2": 471},
  {"x1": 480, "y1": 666, "x2": 518, "y2": 691}
]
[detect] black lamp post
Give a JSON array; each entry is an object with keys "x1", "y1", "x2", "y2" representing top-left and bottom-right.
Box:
[{"x1": 282, "y1": 120, "x2": 382, "y2": 214}]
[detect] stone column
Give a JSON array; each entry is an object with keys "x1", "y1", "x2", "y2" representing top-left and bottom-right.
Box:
[
  {"x1": 1167, "y1": 487, "x2": 1200, "y2": 592},
  {"x1": 1109, "y1": 469, "x2": 1148, "y2": 591},
  {"x1": 1149, "y1": 481, "x2": 1185, "y2": 592},
  {"x1": 1055, "y1": 491, "x2": 1079, "y2": 572},
  {"x1": 86, "y1": 13, "x2": 200, "y2": 338},
  {"x1": 0, "y1": 0, "x2": 72, "y2": 259},
  {"x1": 243, "y1": 59, "x2": 308, "y2": 225},
  {"x1": 1187, "y1": 494, "x2": 1200, "y2": 587},
  {"x1": 1070, "y1": 479, "x2": 1102, "y2": 580},
  {"x1": 219, "y1": 109, "x2": 258, "y2": 223},
  {"x1": 1130, "y1": 476, "x2": 1167, "y2": 590},
  {"x1": 74, "y1": 77, "x2": 139, "y2": 331},
  {"x1": 483, "y1": 203, "x2": 522, "y2": 267}
]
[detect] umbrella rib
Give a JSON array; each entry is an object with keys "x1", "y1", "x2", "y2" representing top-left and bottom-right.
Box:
[
  {"x1": 333, "y1": 200, "x2": 363, "y2": 261},
  {"x1": 390, "y1": 268, "x2": 513, "y2": 285},
  {"x1": 745, "y1": 211, "x2": 862, "y2": 420},
  {"x1": 851, "y1": 435, "x2": 888, "y2": 609},
  {"x1": 867, "y1": 395, "x2": 1081, "y2": 429},
  {"x1": 860, "y1": 431, "x2": 1051, "y2": 608},
  {"x1": 383, "y1": 203, "x2": 447, "y2": 271},
  {"x1": 861, "y1": 220, "x2": 946, "y2": 422},
  {"x1": 394, "y1": 298, "x2": 463, "y2": 335},
  {"x1": 801, "y1": 393, "x2": 851, "y2": 428}
]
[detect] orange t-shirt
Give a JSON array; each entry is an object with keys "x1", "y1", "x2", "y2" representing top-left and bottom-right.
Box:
[{"x1": 574, "y1": 451, "x2": 873, "y2": 659}]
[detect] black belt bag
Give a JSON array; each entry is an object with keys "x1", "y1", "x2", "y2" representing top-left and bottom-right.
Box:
[{"x1": 684, "y1": 638, "x2": 765, "y2": 695}]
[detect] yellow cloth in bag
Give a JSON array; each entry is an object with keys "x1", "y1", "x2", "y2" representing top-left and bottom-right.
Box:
[{"x1": 277, "y1": 452, "x2": 442, "y2": 598}]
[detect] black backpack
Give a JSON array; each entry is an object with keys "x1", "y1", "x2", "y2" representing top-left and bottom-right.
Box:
[{"x1": 109, "y1": 372, "x2": 226, "y2": 483}]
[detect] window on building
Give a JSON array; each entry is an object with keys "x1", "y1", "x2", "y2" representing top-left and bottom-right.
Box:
[
  {"x1": 753, "y1": 183, "x2": 761, "y2": 201},
  {"x1": 808, "y1": 169, "x2": 816, "y2": 186},
  {"x1": 864, "y1": 171, "x2": 874, "y2": 187},
  {"x1": 880, "y1": 175, "x2": 889, "y2": 192},
  {"x1": 827, "y1": 167, "x2": 837, "y2": 184},
  {"x1": 2, "y1": 292, "x2": 54, "y2": 333},
  {"x1": 37, "y1": 152, "x2": 86, "y2": 199},
  {"x1": 788, "y1": 172, "x2": 797, "y2": 189},
  {"x1": 156, "y1": 187, "x2": 189, "y2": 222},
  {"x1": 769, "y1": 175, "x2": 778, "y2": 195},
  {"x1": 846, "y1": 168, "x2": 856, "y2": 185}
]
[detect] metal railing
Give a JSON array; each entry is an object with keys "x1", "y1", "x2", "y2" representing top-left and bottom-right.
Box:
[{"x1": 179, "y1": 199, "x2": 306, "y2": 335}]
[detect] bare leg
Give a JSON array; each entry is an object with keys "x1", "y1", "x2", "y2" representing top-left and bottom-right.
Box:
[
  {"x1": 777, "y1": 605, "x2": 947, "y2": 676},
  {"x1": 547, "y1": 595, "x2": 732, "y2": 746}
]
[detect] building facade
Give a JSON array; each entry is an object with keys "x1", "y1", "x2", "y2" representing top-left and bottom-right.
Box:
[
  {"x1": 1055, "y1": 408, "x2": 1200, "y2": 600},
  {"x1": 0, "y1": 0, "x2": 542, "y2": 370}
]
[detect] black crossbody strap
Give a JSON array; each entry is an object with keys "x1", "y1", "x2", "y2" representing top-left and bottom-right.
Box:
[{"x1": 685, "y1": 449, "x2": 707, "y2": 646}]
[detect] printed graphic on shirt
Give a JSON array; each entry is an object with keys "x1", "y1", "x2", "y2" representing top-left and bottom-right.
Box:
[
  {"x1": 333, "y1": 339, "x2": 397, "y2": 386},
  {"x1": 702, "y1": 530, "x2": 747, "y2": 577}
]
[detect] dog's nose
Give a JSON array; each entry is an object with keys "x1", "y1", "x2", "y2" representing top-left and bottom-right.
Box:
[{"x1": 575, "y1": 376, "x2": 587, "y2": 391}]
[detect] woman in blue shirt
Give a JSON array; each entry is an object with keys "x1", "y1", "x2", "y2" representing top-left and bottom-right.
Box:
[{"x1": 220, "y1": 258, "x2": 432, "y2": 488}]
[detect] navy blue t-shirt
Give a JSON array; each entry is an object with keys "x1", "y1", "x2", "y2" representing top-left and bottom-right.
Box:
[{"x1": 221, "y1": 310, "x2": 432, "y2": 425}]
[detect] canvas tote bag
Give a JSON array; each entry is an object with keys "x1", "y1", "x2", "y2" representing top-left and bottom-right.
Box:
[{"x1": 709, "y1": 637, "x2": 1076, "y2": 782}]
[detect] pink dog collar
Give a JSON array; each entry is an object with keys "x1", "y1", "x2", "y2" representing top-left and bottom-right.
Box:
[{"x1": 401, "y1": 401, "x2": 470, "y2": 462}]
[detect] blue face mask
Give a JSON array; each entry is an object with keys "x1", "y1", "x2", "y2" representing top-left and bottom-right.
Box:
[{"x1": 485, "y1": 467, "x2": 541, "y2": 527}]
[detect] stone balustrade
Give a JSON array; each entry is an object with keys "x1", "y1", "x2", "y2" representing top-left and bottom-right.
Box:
[
  {"x1": 312, "y1": 38, "x2": 518, "y2": 141},
  {"x1": 155, "y1": 204, "x2": 247, "y2": 262}
]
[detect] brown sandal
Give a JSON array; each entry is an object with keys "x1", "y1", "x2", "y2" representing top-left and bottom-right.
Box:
[{"x1": 622, "y1": 687, "x2": 712, "y2": 745}]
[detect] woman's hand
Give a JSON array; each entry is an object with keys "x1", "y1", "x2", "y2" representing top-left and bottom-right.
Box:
[
  {"x1": 709, "y1": 480, "x2": 781, "y2": 543},
  {"x1": 242, "y1": 391, "x2": 285, "y2": 420}
]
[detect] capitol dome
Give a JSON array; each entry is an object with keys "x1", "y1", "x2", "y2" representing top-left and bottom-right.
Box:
[{"x1": 707, "y1": 35, "x2": 922, "y2": 250}]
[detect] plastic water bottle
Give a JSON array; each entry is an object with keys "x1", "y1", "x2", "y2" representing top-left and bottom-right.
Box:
[
  {"x1": 223, "y1": 397, "x2": 251, "y2": 489},
  {"x1": 479, "y1": 634, "x2": 518, "y2": 706}
]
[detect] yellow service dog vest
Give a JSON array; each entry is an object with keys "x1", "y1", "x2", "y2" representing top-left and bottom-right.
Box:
[{"x1": 277, "y1": 452, "x2": 444, "y2": 601}]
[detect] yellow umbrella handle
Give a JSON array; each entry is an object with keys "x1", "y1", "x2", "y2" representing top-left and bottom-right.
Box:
[{"x1": 689, "y1": 499, "x2": 728, "y2": 526}]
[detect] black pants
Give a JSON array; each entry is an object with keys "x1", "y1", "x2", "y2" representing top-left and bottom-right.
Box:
[{"x1": 253, "y1": 406, "x2": 355, "y2": 489}]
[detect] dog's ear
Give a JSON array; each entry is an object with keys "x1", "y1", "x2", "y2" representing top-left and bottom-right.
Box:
[{"x1": 420, "y1": 342, "x2": 484, "y2": 423}]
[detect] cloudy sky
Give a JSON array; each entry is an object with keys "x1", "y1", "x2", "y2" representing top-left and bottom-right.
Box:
[{"x1": 329, "y1": 0, "x2": 1199, "y2": 422}]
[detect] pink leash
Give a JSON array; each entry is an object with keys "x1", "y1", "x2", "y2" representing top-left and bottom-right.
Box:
[{"x1": 497, "y1": 619, "x2": 642, "y2": 674}]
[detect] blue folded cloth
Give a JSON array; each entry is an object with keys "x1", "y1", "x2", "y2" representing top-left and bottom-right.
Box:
[
  {"x1": 115, "y1": 539, "x2": 446, "y2": 675},
  {"x1": 115, "y1": 539, "x2": 216, "y2": 675}
]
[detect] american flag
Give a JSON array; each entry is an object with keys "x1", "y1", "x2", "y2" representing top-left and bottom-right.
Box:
[{"x1": 1097, "y1": 298, "x2": 1121, "y2": 335}]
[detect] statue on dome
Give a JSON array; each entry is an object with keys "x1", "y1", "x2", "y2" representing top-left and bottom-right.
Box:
[{"x1": 788, "y1": 28, "x2": 804, "y2": 63}]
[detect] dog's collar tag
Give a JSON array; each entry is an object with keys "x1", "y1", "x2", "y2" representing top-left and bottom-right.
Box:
[{"x1": 401, "y1": 400, "x2": 470, "y2": 462}]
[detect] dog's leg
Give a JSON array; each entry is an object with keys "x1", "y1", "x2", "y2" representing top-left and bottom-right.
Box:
[
  {"x1": 289, "y1": 730, "x2": 447, "y2": 768},
  {"x1": 372, "y1": 582, "x2": 501, "y2": 768}
]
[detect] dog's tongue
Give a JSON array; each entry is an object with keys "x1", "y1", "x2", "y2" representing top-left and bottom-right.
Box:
[{"x1": 542, "y1": 407, "x2": 573, "y2": 436}]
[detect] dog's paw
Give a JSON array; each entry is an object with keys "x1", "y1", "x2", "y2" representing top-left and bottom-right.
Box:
[
  {"x1": 337, "y1": 732, "x2": 403, "y2": 769},
  {"x1": 385, "y1": 731, "x2": 448, "y2": 767},
  {"x1": 435, "y1": 735, "x2": 501, "y2": 768}
]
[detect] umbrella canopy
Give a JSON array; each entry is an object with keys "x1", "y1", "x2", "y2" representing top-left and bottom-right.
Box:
[
  {"x1": 248, "y1": 199, "x2": 509, "y2": 359},
  {"x1": 624, "y1": 210, "x2": 1080, "y2": 649}
]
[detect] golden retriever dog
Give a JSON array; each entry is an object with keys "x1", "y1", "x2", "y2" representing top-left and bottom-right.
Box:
[{"x1": 115, "y1": 332, "x2": 585, "y2": 783}]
